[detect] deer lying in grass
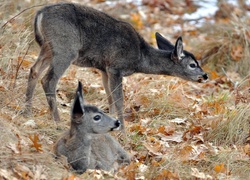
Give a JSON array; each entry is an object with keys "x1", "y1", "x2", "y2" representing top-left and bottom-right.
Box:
[
  {"x1": 25, "y1": 2, "x2": 208, "y2": 130},
  {"x1": 54, "y1": 82, "x2": 130, "y2": 173}
]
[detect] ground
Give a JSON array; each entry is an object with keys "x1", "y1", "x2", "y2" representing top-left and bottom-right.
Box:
[{"x1": 0, "y1": 0, "x2": 250, "y2": 179}]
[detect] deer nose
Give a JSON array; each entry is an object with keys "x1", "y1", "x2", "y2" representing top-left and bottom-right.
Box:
[
  {"x1": 203, "y1": 74, "x2": 208, "y2": 80},
  {"x1": 115, "y1": 120, "x2": 121, "y2": 128}
]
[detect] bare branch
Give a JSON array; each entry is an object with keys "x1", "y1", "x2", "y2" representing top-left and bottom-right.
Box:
[{"x1": 1, "y1": 4, "x2": 45, "y2": 29}]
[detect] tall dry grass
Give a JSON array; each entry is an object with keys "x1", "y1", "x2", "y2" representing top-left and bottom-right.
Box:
[
  {"x1": 1, "y1": 0, "x2": 42, "y2": 90},
  {"x1": 0, "y1": 0, "x2": 250, "y2": 179},
  {"x1": 195, "y1": 14, "x2": 250, "y2": 77}
]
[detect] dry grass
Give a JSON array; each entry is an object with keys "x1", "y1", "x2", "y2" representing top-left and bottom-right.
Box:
[
  {"x1": 1, "y1": 0, "x2": 250, "y2": 179},
  {"x1": 205, "y1": 74, "x2": 250, "y2": 146},
  {"x1": 195, "y1": 15, "x2": 250, "y2": 77},
  {"x1": 206, "y1": 103, "x2": 250, "y2": 145}
]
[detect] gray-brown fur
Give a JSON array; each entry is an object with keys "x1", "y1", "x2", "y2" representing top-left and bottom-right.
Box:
[
  {"x1": 54, "y1": 82, "x2": 130, "y2": 174},
  {"x1": 25, "y1": 2, "x2": 208, "y2": 129}
]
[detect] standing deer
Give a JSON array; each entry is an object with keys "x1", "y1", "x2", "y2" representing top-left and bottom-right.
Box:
[
  {"x1": 25, "y1": 2, "x2": 208, "y2": 129},
  {"x1": 54, "y1": 81, "x2": 130, "y2": 173}
]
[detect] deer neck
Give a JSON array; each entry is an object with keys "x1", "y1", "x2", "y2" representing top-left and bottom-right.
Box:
[
  {"x1": 139, "y1": 45, "x2": 175, "y2": 75},
  {"x1": 70, "y1": 123, "x2": 90, "y2": 140}
]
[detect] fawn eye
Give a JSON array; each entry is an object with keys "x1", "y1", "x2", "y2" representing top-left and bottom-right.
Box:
[
  {"x1": 93, "y1": 115, "x2": 101, "y2": 121},
  {"x1": 189, "y1": 63, "x2": 196, "y2": 68}
]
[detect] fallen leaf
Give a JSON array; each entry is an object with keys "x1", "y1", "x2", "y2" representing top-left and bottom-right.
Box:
[
  {"x1": 210, "y1": 71, "x2": 220, "y2": 80},
  {"x1": 129, "y1": 124, "x2": 146, "y2": 135},
  {"x1": 191, "y1": 168, "x2": 213, "y2": 179},
  {"x1": 63, "y1": 175, "x2": 76, "y2": 180},
  {"x1": 214, "y1": 163, "x2": 226, "y2": 173},
  {"x1": 152, "y1": 156, "x2": 167, "y2": 167},
  {"x1": 180, "y1": 145, "x2": 193, "y2": 160},
  {"x1": 170, "y1": 117, "x2": 187, "y2": 124},
  {"x1": 153, "y1": 169, "x2": 179, "y2": 180},
  {"x1": 183, "y1": 126, "x2": 202, "y2": 141},
  {"x1": 13, "y1": 164, "x2": 33, "y2": 179},
  {"x1": 143, "y1": 142, "x2": 162, "y2": 156},
  {"x1": 29, "y1": 134, "x2": 43, "y2": 152},
  {"x1": 121, "y1": 162, "x2": 138, "y2": 180},
  {"x1": 17, "y1": 56, "x2": 32, "y2": 68},
  {"x1": 158, "y1": 131, "x2": 183, "y2": 143},
  {"x1": 158, "y1": 126, "x2": 175, "y2": 136},
  {"x1": 6, "y1": 143, "x2": 20, "y2": 154}
]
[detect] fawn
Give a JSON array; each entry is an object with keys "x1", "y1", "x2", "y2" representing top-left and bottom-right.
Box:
[
  {"x1": 25, "y1": 3, "x2": 208, "y2": 129},
  {"x1": 54, "y1": 81, "x2": 130, "y2": 173}
]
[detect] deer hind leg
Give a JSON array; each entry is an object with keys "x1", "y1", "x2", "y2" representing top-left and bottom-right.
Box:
[
  {"x1": 41, "y1": 52, "x2": 78, "y2": 121},
  {"x1": 25, "y1": 45, "x2": 51, "y2": 115},
  {"x1": 101, "y1": 71, "x2": 115, "y2": 114}
]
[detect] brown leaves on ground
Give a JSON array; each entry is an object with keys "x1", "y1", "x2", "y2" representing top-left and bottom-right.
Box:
[
  {"x1": 153, "y1": 169, "x2": 179, "y2": 180},
  {"x1": 1, "y1": 0, "x2": 250, "y2": 179},
  {"x1": 121, "y1": 72, "x2": 249, "y2": 179}
]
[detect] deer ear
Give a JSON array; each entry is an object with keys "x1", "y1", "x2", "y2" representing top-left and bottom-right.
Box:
[
  {"x1": 71, "y1": 82, "x2": 85, "y2": 121},
  {"x1": 155, "y1": 32, "x2": 174, "y2": 50},
  {"x1": 172, "y1": 36, "x2": 184, "y2": 61}
]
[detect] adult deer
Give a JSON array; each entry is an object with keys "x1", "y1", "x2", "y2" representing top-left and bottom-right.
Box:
[{"x1": 25, "y1": 3, "x2": 208, "y2": 130}]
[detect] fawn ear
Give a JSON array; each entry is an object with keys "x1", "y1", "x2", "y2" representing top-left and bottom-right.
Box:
[
  {"x1": 155, "y1": 32, "x2": 174, "y2": 50},
  {"x1": 71, "y1": 82, "x2": 85, "y2": 121},
  {"x1": 172, "y1": 36, "x2": 184, "y2": 61}
]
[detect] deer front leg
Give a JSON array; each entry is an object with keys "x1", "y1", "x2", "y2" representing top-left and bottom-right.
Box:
[
  {"x1": 69, "y1": 155, "x2": 89, "y2": 174},
  {"x1": 107, "y1": 69, "x2": 124, "y2": 130},
  {"x1": 113, "y1": 139, "x2": 130, "y2": 165},
  {"x1": 117, "y1": 148, "x2": 131, "y2": 165},
  {"x1": 101, "y1": 71, "x2": 115, "y2": 114}
]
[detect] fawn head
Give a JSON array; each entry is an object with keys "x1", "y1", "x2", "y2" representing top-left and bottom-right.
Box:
[
  {"x1": 155, "y1": 32, "x2": 208, "y2": 83},
  {"x1": 71, "y1": 82, "x2": 121, "y2": 134}
]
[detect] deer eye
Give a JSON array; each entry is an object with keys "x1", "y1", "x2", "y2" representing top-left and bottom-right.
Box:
[
  {"x1": 93, "y1": 115, "x2": 101, "y2": 121},
  {"x1": 189, "y1": 63, "x2": 196, "y2": 68}
]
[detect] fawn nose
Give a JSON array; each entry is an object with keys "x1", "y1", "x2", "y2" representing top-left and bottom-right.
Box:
[
  {"x1": 203, "y1": 74, "x2": 208, "y2": 80},
  {"x1": 115, "y1": 120, "x2": 121, "y2": 128}
]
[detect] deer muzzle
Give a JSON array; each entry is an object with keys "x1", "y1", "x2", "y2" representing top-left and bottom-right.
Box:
[
  {"x1": 111, "y1": 120, "x2": 121, "y2": 131},
  {"x1": 198, "y1": 73, "x2": 208, "y2": 83}
]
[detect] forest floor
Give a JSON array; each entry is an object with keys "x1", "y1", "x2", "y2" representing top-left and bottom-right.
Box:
[{"x1": 0, "y1": 0, "x2": 250, "y2": 179}]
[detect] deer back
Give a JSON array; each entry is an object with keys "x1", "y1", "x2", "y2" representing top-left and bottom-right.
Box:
[{"x1": 35, "y1": 3, "x2": 144, "y2": 73}]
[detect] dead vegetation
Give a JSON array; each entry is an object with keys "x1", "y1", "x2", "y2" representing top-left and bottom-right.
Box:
[{"x1": 0, "y1": 0, "x2": 250, "y2": 179}]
